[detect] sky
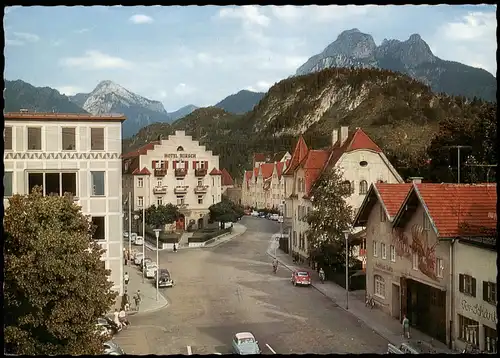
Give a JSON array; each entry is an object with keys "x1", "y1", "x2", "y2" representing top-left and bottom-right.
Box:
[{"x1": 4, "y1": 5, "x2": 497, "y2": 112}]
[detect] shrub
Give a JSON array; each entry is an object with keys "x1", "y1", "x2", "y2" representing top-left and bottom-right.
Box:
[{"x1": 188, "y1": 228, "x2": 231, "y2": 243}]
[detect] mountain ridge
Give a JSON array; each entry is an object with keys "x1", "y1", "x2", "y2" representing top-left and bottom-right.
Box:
[{"x1": 215, "y1": 90, "x2": 266, "y2": 114}]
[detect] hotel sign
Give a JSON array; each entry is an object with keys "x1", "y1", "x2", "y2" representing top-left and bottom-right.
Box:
[
  {"x1": 164, "y1": 153, "x2": 197, "y2": 159},
  {"x1": 375, "y1": 261, "x2": 394, "y2": 273}
]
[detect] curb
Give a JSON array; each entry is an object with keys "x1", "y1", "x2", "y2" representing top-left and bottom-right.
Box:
[{"x1": 204, "y1": 226, "x2": 247, "y2": 248}]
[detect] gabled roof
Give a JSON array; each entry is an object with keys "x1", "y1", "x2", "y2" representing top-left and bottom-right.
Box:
[
  {"x1": 276, "y1": 161, "x2": 286, "y2": 178},
  {"x1": 300, "y1": 150, "x2": 331, "y2": 196},
  {"x1": 260, "y1": 163, "x2": 275, "y2": 179},
  {"x1": 283, "y1": 136, "x2": 308, "y2": 176},
  {"x1": 393, "y1": 183, "x2": 497, "y2": 238},
  {"x1": 122, "y1": 141, "x2": 160, "y2": 159},
  {"x1": 244, "y1": 170, "x2": 253, "y2": 182},
  {"x1": 221, "y1": 168, "x2": 234, "y2": 186},
  {"x1": 132, "y1": 167, "x2": 151, "y2": 176},
  {"x1": 209, "y1": 168, "x2": 222, "y2": 175}
]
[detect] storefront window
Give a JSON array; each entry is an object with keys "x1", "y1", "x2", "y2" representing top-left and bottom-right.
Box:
[
  {"x1": 484, "y1": 325, "x2": 497, "y2": 353},
  {"x1": 458, "y1": 314, "x2": 479, "y2": 346}
]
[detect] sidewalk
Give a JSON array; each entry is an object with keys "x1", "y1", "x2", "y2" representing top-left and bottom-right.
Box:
[
  {"x1": 267, "y1": 238, "x2": 455, "y2": 354},
  {"x1": 204, "y1": 223, "x2": 247, "y2": 248}
]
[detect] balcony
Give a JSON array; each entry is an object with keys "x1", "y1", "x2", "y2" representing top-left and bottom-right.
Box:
[
  {"x1": 194, "y1": 185, "x2": 209, "y2": 194},
  {"x1": 175, "y1": 168, "x2": 187, "y2": 177},
  {"x1": 154, "y1": 168, "x2": 167, "y2": 177},
  {"x1": 195, "y1": 168, "x2": 207, "y2": 177},
  {"x1": 174, "y1": 185, "x2": 189, "y2": 194},
  {"x1": 153, "y1": 186, "x2": 167, "y2": 194},
  {"x1": 177, "y1": 203, "x2": 189, "y2": 210}
]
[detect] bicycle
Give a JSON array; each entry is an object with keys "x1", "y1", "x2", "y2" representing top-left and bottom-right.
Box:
[{"x1": 365, "y1": 294, "x2": 375, "y2": 309}]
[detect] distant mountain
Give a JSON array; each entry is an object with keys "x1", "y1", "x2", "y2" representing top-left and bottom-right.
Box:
[
  {"x1": 296, "y1": 29, "x2": 497, "y2": 102},
  {"x1": 169, "y1": 104, "x2": 199, "y2": 121},
  {"x1": 4, "y1": 80, "x2": 88, "y2": 114},
  {"x1": 215, "y1": 90, "x2": 266, "y2": 114}
]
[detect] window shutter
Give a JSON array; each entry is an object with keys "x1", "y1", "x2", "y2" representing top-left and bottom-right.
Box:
[
  {"x1": 472, "y1": 277, "x2": 477, "y2": 297},
  {"x1": 204, "y1": 161, "x2": 208, "y2": 169},
  {"x1": 173, "y1": 161, "x2": 177, "y2": 169},
  {"x1": 483, "y1": 281, "x2": 488, "y2": 301},
  {"x1": 459, "y1": 274, "x2": 464, "y2": 293},
  {"x1": 165, "y1": 161, "x2": 168, "y2": 169},
  {"x1": 184, "y1": 161, "x2": 188, "y2": 170},
  {"x1": 152, "y1": 160, "x2": 156, "y2": 168},
  {"x1": 351, "y1": 181, "x2": 355, "y2": 194},
  {"x1": 193, "y1": 161, "x2": 197, "y2": 169}
]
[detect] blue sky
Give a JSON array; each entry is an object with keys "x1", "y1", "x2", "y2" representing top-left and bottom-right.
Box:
[{"x1": 4, "y1": 5, "x2": 497, "y2": 112}]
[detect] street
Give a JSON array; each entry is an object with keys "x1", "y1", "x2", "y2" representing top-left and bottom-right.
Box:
[{"x1": 114, "y1": 217, "x2": 389, "y2": 354}]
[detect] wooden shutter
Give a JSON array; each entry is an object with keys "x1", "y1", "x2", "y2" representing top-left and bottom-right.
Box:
[
  {"x1": 204, "y1": 161, "x2": 208, "y2": 169},
  {"x1": 165, "y1": 161, "x2": 168, "y2": 169},
  {"x1": 173, "y1": 161, "x2": 177, "y2": 169},
  {"x1": 152, "y1": 160, "x2": 157, "y2": 168},
  {"x1": 483, "y1": 281, "x2": 488, "y2": 301},
  {"x1": 458, "y1": 274, "x2": 464, "y2": 293},
  {"x1": 472, "y1": 277, "x2": 476, "y2": 297},
  {"x1": 193, "y1": 161, "x2": 197, "y2": 169}
]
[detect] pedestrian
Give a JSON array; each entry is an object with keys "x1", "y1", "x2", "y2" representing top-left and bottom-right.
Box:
[
  {"x1": 118, "y1": 308, "x2": 129, "y2": 327},
  {"x1": 121, "y1": 290, "x2": 129, "y2": 311},
  {"x1": 127, "y1": 249, "x2": 131, "y2": 265},
  {"x1": 402, "y1": 314, "x2": 410, "y2": 339},
  {"x1": 113, "y1": 309, "x2": 122, "y2": 329},
  {"x1": 124, "y1": 272, "x2": 129, "y2": 285},
  {"x1": 123, "y1": 248, "x2": 127, "y2": 265},
  {"x1": 173, "y1": 243, "x2": 177, "y2": 252},
  {"x1": 133, "y1": 290, "x2": 142, "y2": 311}
]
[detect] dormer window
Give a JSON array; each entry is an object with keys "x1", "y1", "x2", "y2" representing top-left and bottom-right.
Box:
[{"x1": 177, "y1": 146, "x2": 184, "y2": 152}]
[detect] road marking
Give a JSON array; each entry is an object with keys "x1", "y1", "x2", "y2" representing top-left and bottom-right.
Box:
[
  {"x1": 266, "y1": 344, "x2": 276, "y2": 354},
  {"x1": 186, "y1": 346, "x2": 192, "y2": 355}
]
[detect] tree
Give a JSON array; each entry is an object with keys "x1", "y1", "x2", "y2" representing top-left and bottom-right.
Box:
[
  {"x1": 306, "y1": 166, "x2": 354, "y2": 271},
  {"x1": 3, "y1": 188, "x2": 116, "y2": 355},
  {"x1": 209, "y1": 197, "x2": 242, "y2": 228},
  {"x1": 143, "y1": 204, "x2": 180, "y2": 229}
]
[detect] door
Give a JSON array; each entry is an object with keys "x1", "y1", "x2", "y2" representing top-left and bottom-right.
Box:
[
  {"x1": 392, "y1": 283, "x2": 400, "y2": 320},
  {"x1": 400, "y1": 276, "x2": 407, "y2": 323},
  {"x1": 197, "y1": 218, "x2": 204, "y2": 229}
]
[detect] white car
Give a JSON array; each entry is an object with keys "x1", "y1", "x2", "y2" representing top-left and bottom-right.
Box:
[
  {"x1": 133, "y1": 236, "x2": 144, "y2": 246},
  {"x1": 134, "y1": 252, "x2": 144, "y2": 265},
  {"x1": 251, "y1": 211, "x2": 259, "y2": 217},
  {"x1": 123, "y1": 232, "x2": 129, "y2": 238},
  {"x1": 144, "y1": 262, "x2": 158, "y2": 279},
  {"x1": 277, "y1": 216, "x2": 284, "y2": 223},
  {"x1": 130, "y1": 233, "x2": 138, "y2": 243},
  {"x1": 270, "y1": 214, "x2": 279, "y2": 221}
]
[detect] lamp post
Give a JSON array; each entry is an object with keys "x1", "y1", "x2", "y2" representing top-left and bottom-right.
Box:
[
  {"x1": 153, "y1": 229, "x2": 161, "y2": 302},
  {"x1": 128, "y1": 192, "x2": 132, "y2": 265},
  {"x1": 343, "y1": 229, "x2": 350, "y2": 310}
]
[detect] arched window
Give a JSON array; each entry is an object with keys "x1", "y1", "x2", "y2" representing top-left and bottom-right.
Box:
[
  {"x1": 176, "y1": 146, "x2": 184, "y2": 151},
  {"x1": 342, "y1": 180, "x2": 351, "y2": 193},
  {"x1": 374, "y1": 275, "x2": 385, "y2": 298},
  {"x1": 359, "y1": 180, "x2": 368, "y2": 195}
]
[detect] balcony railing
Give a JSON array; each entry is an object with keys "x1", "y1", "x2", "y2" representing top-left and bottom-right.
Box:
[
  {"x1": 177, "y1": 203, "x2": 188, "y2": 209},
  {"x1": 174, "y1": 185, "x2": 189, "y2": 194},
  {"x1": 153, "y1": 186, "x2": 167, "y2": 194},
  {"x1": 154, "y1": 168, "x2": 167, "y2": 177},
  {"x1": 175, "y1": 168, "x2": 187, "y2": 177},
  {"x1": 195, "y1": 168, "x2": 207, "y2": 177},
  {"x1": 194, "y1": 185, "x2": 209, "y2": 193}
]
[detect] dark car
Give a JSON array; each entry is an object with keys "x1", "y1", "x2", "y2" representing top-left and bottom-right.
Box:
[{"x1": 155, "y1": 268, "x2": 174, "y2": 288}]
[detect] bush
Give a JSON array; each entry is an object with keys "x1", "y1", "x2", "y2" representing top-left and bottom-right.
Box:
[
  {"x1": 188, "y1": 228, "x2": 232, "y2": 243},
  {"x1": 144, "y1": 226, "x2": 180, "y2": 244}
]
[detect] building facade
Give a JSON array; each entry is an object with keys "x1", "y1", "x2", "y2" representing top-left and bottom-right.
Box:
[
  {"x1": 283, "y1": 126, "x2": 403, "y2": 263},
  {"x1": 3, "y1": 112, "x2": 125, "y2": 295},
  {"x1": 354, "y1": 182, "x2": 497, "y2": 349},
  {"x1": 122, "y1": 130, "x2": 223, "y2": 230}
]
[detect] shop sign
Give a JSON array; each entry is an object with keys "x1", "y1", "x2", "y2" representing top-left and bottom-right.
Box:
[
  {"x1": 164, "y1": 153, "x2": 197, "y2": 159},
  {"x1": 375, "y1": 261, "x2": 394, "y2": 273},
  {"x1": 461, "y1": 298, "x2": 497, "y2": 324}
]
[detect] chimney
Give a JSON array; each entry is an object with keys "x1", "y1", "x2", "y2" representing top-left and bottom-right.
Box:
[
  {"x1": 409, "y1": 177, "x2": 423, "y2": 184},
  {"x1": 340, "y1": 126, "x2": 349, "y2": 146},
  {"x1": 332, "y1": 129, "x2": 339, "y2": 146}
]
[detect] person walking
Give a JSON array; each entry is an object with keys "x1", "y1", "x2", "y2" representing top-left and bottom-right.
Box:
[
  {"x1": 113, "y1": 309, "x2": 122, "y2": 330},
  {"x1": 121, "y1": 290, "x2": 130, "y2": 311},
  {"x1": 123, "y1": 248, "x2": 128, "y2": 266},
  {"x1": 402, "y1": 314, "x2": 410, "y2": 339},
  {"x1": 118, "y1": 308, "x2": 129, "y2": 327},
  {"x1": 124, "y1": 272, "x2": 129, "y2": 286},
  {"x1": 133, "y1": 290, "x2": 142, "y2": 311},
  {"x1": 173, "y1": 243, "x2": 177, "y2": 252}
]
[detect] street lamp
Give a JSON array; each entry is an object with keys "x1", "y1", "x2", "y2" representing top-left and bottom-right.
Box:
[
  {"x1": 153, "y1": 229, "x2": 161, "y2": 302},
  {"x1": 128, "y1": 192, "x2": 132, "y2": 265},
  {"x1": 343, "y1": 229, "x2": 350, "y2": 310}
]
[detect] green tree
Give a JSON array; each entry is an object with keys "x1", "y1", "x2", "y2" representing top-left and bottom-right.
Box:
[
  {"x1": 4, "y1": 188, "x2": 116, "y2": 355},
  {"x1": 143, "y1": 204, "x2": 180, "y2": 229},
  {"x1": 209, "y1": 197, "x2": 241, "y2": 228},
  {"x1": 306, "y1": 166, "x2": 354, "y2": 271}
]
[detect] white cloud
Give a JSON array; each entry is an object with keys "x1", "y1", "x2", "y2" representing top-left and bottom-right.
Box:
[
  {"x1": 197, "y1": 52, "x2": 224, "y2": 65},
  {"x1": 12, "y1": 32, "x2": 40, "y2": 42},
  {"x1": 56, "y1": 86, "x2": 84, "y2": 96},
  {"x1": 270, "y1": 5, "x2": 374, "y2": 23},
  {"x1": 174, "y1": 83, "x2": 196, "y2": 96},
  {"x1": 158, "y1": 90, "x2": 168, "y2": 99},
  {"x1": 59, "y1": 50, "x2": 134, "y2": 70},
  {"x1": 5, "y1": 39, "x2": 24, "y2": 46},
  {"x1": 75, "y1": 28, "x2": 92, "y2": 34},
  {"x1": 129, "y1": 14, "x2": 154, "y2": 24},
  {"x1": 219, "y1": 6, "x2": 270, "y2": 27},
  {"x1": 246, "y1": 80, "x2": 274, "y2": 92}
]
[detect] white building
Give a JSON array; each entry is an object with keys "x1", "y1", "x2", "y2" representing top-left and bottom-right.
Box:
[
  {"x1": 3, "y1": 112, "x2": 125, "y2": 295},
  {"x1": 283, "y1": 126, "x2": 403, "y2": 263},
  {"x1": 122, "y1": 130, "x2": 223, "y2": 230}
]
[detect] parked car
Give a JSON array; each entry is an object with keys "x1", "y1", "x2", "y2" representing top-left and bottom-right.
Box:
[
  {"x1": 277, "y1": 216, "x2": 284, "y2": 223},
  {"x1": 232, "y1": 332, "x2": 260, "y2": 355},
  {"x1": 251, "y1": 211, "x2": 259, "y2": 217},
  {"x1": 291, "y1": 270, "x2": 311, "y2": 286},
  {"x1": 144, "y1": 262, "x2": 158, "y2": 279},
  {"x1": 155, "y1": 268, "x2": 174, "y2": 287},
  {"x1": 123, "y1": 232, "x2": 129, "y2": 238},
  {"x1": 104, "y1": 340, "x2": 125, "y2": 355},
  {"x1": 134, "y1": 253, "x2": 144, "y2": 265},
  {"x1": 133, "y1": 235, "x2": 144, "y2": 246},
  {"x1": 130, "y1": 233, "x2": 137, "y2": 243},
  {"x1": 96, "y1": 317, "x2": 120, "y2": 336},
  {"x1": 141, "y1": 257, "x2": 152, "y2": 271},
  {"x1": 258, "y1": 212, "x2": 266, "y2": 218},
  {"x1": 270, "y1": 214, "x2": 279, "y2": 221}
]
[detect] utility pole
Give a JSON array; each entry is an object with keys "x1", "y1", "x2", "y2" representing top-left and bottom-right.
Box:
[{"x1": 445, "y1": 145, "x2": 472, "y2": 184}]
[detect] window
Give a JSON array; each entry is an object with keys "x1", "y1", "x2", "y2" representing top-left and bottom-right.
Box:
[
  {"x1": 91, "y1": 216, "x2": 106, "y2": 241},
  {"x1": 91, "y1": 171, "x2": 105, "y2": 196},
  {"x1": 374, "y1": 275, "x2": 385, "y2": 298},
  {"x1": 198, "y1": 196, "x2": 203, "y2": 205},
  {"x1": 483, "y1": 281, "x2": 497, "y2": 304},
  {"x1": 4, "y1": 126, "x2": 13, "y2": 150},
  {"x1": 62, "y1": 127, "x2": 76, "y2": 150},
  {"x1": 198, "y1": 179, "x2": 203, "y2": 186},
  {"x1": 137, "y1": 196, "x2": 144, "y2": 207},
  {"x1": 27, "y1": 172, "x2": 77, "y2": 196},
  {"x1": 359, "y1": 180, "x2": 368, "y2": 195},
  {"x1": 484, "y1": 325, "x2": 497, "y2": 353},
  {"x1": 435, "y1": 258, "x2": 444, "y2": 278},
  {"x1": 458, "y1": 315, "x2": 479, "y2": 346},
  {"x1": 380, "y1": 207, "x2": 387, "y2": 222},
  {"x1": 4, "y1": 172, "x2": 13, "y2": 197},
  {"x1": 90, "y1": 128, "x2": 104, "y2": 151},
  {"x1": 423, "y1": 212, "x2": 431, "y2": 230},
  {"x1": 459, "y1": 274, "x2": 476, "y2": 297},
  {"x1": 390, "y1": 245, "x2": 396, "y2": 262},
  {"x1": 137, "y1": 177, "x2": 144, "y2": 188},
  {"x1": 212, "y1": 195, "x2": 215, "y2": 204},
  {"x1": 381, "y1": 243, "x2": 387, "y2": 259},
  {"x1": 177, "y1": 146, "x2": 184, "y2": 151},
  {"x1": 157, "y1": 197, "x2": 163, "y2": 206},
  {"x1": 412, "y1": 252, "x2": 419, "y2": 270},
  {"x1": 373, "y1": 241, "x2": 378, "y2": 257},
  {"x1": 156, "y1": 179, "x2": 162, "y2": 187},
  {"x1": 176, "y1": 196, "x2": 185, "y2": 205},
  {"x1": 27, "y1": 127, "x2": 42, "y2": 150}
]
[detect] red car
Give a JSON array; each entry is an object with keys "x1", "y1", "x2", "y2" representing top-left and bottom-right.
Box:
[{"x1": 291, "y1": 270, "x2": 311, "y2": 286}]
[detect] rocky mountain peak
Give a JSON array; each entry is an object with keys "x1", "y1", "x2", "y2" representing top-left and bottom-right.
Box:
[
  {"x1": 325, "y1": 28, "x2": 376, "y2": 59},
  {"x1": 408, "y1": 33, "x2": 422, "y2": 42}
]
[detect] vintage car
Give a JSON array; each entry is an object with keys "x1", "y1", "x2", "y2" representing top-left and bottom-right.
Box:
[
  {"x1": 133, "y1": 253, "x2": 144, "y2": 266},
  {"x1": 103, "y1": 340, "x2": 125, "y2": 355},
  {"x1": 141, "y1": 257, "x2": 152, "y2": 271},
  {"x1": 155, "y1": 268, "x2": 174, "y2": 288},
  {"x1": 231, "y1": 332, "x2": 260, "y2": 355},
  {"x1": 291, "y1": 270, "x2": 312, "y2": 286},
  {"x1": 133, "y1": 235, "x2": 144, "y2": 246},
  {"x1": 144, "y1": 262, "x2": 158, "y2": 279}
]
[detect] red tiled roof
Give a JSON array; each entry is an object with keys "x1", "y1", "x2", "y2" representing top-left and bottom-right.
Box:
[
  {"x1": 245, "y1": 170, "x2": 253, "y2": 182},
  {"x1": 276, "y1": 161, "x2": 286, "y2": 178},
  {"x1": 253, "y1": 167, "x2": 259, "y2": 178},
  {"x1": 283, "y1": 136, "x2": 308, "y2": 176},
  {"x1": 122, "y1": 141, "x2": 160, "y2": 159},
  {"x1": 260, "y1": 163, "x2": 275, "y2": 179},
  {"x1": 209, "y1": 168, "x2": 222, "y2": 175},
  {"x1": 221, "y1": 168, "x2": 234, "y2": 186},
  {"x1": 375, "y1": 183, "x2": 413, "y2": 218},
  {"x1": 132, "y1": 167, "x2": 151, "y2": 175},
  {"x1": 414, "y1": 183, "x2": 497, "y2": 238},
  {"x1": 253, "y1": 153, "x2": 267, "y2": 162},
  {"x1": 301, "y1": 150, "x2": 331, "y2": 196}
]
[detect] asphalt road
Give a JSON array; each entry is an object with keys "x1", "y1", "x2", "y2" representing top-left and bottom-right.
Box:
[{"x1": 114, "y1": 217, "x2": 389, "y2": 355}]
